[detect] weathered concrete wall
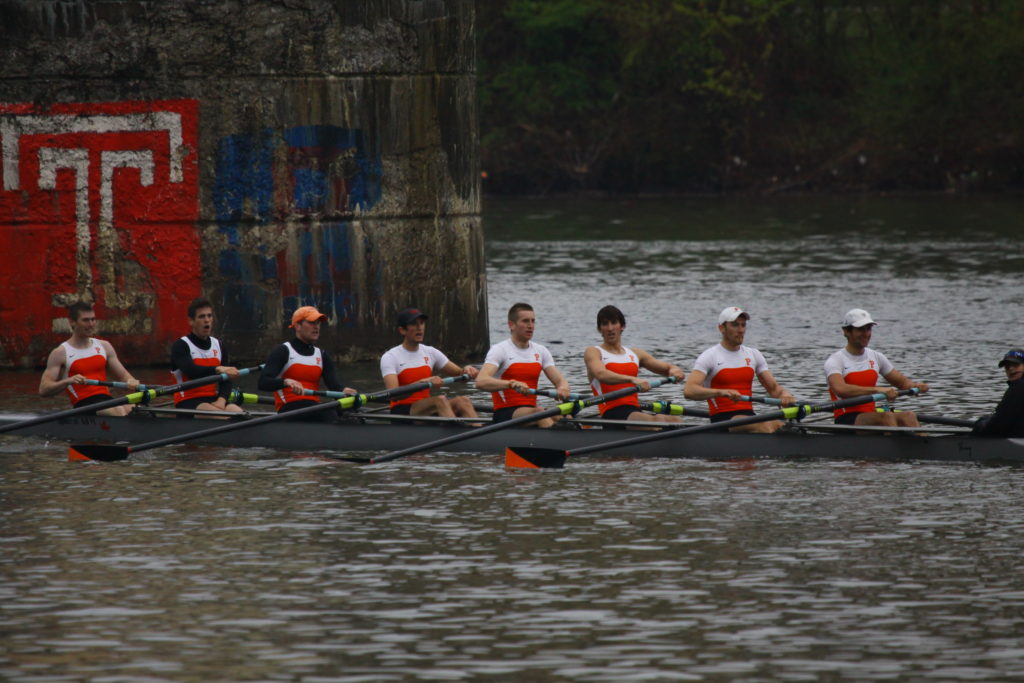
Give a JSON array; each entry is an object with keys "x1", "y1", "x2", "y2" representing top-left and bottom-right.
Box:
[{"x1": 0, "y1": 0, "x2": 486, "y2": 368}]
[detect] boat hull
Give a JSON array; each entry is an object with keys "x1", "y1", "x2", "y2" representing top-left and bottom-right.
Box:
[{"x1": 2, "y1": 411, "x2": 1023, "y2": 465}]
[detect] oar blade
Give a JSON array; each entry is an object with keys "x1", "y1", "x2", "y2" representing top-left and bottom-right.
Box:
[
  {"x1": 68, "y1": 443, "x2": 131, "y2": 462},
  {"x1": 504, "y1": 446, "x2": 566, "y2": 469}
]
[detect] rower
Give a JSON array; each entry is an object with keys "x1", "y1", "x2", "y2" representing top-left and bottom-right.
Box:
[
  {"x1": 380, "y1": 307, "x2": 479, "y2": 418},
  {"x1": 824, "y1": 308, "x2": 929, "y2": 428},
  {"x1": 38, "y1": 301, "x2": 140, "y2": 416},
  {"x1": 258, "y1": 305, "x2": 356, "y2": 421},
  {"x1": 972, "y1": 349, "x2": 1024, "y2": 437},
  {"x1": 168, "y1": 297, "x2": 244, "y2": 418},
  {"x1": 475, "y1": 302, "x2": 571, "y2": 428},
  {"x1": 684, "y1": 306, "x2": 796, "y2": 433},
  {"x1": 584, "y1": 305, "x2": 684, "y2": 428}
]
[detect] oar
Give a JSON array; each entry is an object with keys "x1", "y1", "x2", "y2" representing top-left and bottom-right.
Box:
[
  {"x1": 640, "y1": 401, "x2": 711, "y2": 419},
  {"x1": 345, "y1": 377, "x2": 679, "y2": 465},
  {"x1": 875, "y1": 408, "x2": 977, "y2": 429},
  {"x1": 506, "y1": 389, "x2": 920, "y2": 468},
  {"x1": 529, "y1": 387, "x2": 584, "y2": 401},
  {"x1": 67, "y1": 375, "x2": 470, "y2": 462},
  {"x1": 0, "y1": 365, "x2": 264, "y2": 435},
  {"x1": 83, "y1": 378, "x2": 166, "y2": 391},
  {"x1": 227, "y1": 391, "x2": 276, "y2": 406},
  {"x1": 738, "y1": 394, "x2": 808, "y2": 406},
  {"x1": 300, "y1": 374, "x2": 469, "y2": 400}
]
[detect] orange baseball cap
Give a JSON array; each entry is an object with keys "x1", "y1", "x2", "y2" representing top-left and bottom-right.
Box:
[{"x1": 290, "y1": 305, "x2": 327, "y2": 327}]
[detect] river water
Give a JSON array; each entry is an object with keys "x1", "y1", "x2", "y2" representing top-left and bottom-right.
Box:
[{"x1": 2, "y1": 195, "x2": 1024, "y2": 681}]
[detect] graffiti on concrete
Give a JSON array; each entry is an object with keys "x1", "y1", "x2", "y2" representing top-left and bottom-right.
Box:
[
  {"x1": 0, "y1": 99, "x2": 200, "y2": 362},
  {"x1": 213, "y1": 125, "x2": 382, "y2": 329}
]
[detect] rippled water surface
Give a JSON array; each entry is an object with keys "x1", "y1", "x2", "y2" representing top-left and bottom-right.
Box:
[{"x1": 3, "y1": 196, "x2": 1024, "y2": 681}]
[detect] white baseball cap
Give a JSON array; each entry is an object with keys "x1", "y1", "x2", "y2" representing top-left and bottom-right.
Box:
[
  {"x1": 842, "y1": 308, "x2": 875, "y2": 328},
  {"x1": 718, "y1": 306, "x2": 750, "y2": 324}
]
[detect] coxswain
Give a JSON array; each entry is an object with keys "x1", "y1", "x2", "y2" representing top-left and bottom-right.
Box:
[
  {"x1": 824, "y1": 308, "x2": 929, "y2": 428},
  {"x1": 39, "y1": 301, "x2": 140, "y2": 416},
  {"x1": 475, "y1": 302, "x2": 571, "y2": 427},
  {"x1": 972, "y1": 349, "x2": 1024, "y2": 437},
  {"x1": 684, "y1": 306, "x2": 796, "y2": 433},
  {"x1": 584, "y1": 305, "x2": 684, "y2": 428},
  {"x1": 168, "y1": 297, "x2": 243, "y2": 417},
  {"x1": 258, "y1": 306, "x2": 355, "y2": 421},
  {"x1": 380, "y1": 307, "x2": 479, "y2": 418}
]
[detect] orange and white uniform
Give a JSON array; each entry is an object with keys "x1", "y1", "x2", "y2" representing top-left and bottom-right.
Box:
[
  {"x1": 380, "y1": 344, "x2": 450, "y2": 408},
  {"x1": 824, "y1": 347, "x2": 894, "y2": 418},
  {"x1": 272, "y1": 342, "x2": 323, "y2": 411},
  {"x1": 170, "y1": 336, "x2": 222, "y2": 404},
  {"x1": 692, "y1": 343, "x2": 768, "y2": 416},
  {"x1": 589, "y1": 346, "x2": 641, "y2": 416},
  {"x1": 483, "y1": 339, "x2": 555, "y2": 411},
  {"x1": 60, "y1": 339, "x2": 111, "y2": 406}
]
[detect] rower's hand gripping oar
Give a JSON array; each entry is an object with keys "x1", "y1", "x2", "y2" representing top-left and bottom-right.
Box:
[
  {"x1": 506, "y1": 388, "x2": 921, "y2": 468},
  {"x1": 346, "y1": 376, "x2": 679, "y2": 466},
  {"x1": 67, "y1": 375, "x2": 470, "y2": 462},
  {"x1": 1, "y1": 365, "x2": 265, "y2": 436}
]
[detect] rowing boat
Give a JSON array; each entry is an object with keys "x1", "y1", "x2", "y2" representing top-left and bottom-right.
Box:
[{"x1": 1, "y1": 409, "x2": 1022, "y2": 465}]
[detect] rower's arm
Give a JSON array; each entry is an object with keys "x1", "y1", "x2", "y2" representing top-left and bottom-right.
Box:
[
  {"x1": 101, "y1": 340, "x2": 139, "y2": 390},
  {"x1": 257, "y1": 345, "x2": 290, "y2": 392},
  {"x1": 381, "y1": 373, "x2": 400, "y2": 391},
  {"x1": 757, "y1": 370, "x2": 795, "y2": 406},
  {"x1": 635, "y1": 348, "x2": 685, "y2": 382},
  {"x1": 474, "y1": 363, "x2": 506, "y2": 392},
  {"x1": 883, "y1": 369, "x2": 929, "y2": 394},
  {"x1": 441, "y1": 360, "x2": 477, "y2": 379},
  {"x1": 543, "y1": 365, "x2": 571, "y2": 400},
  {"x1": 827, "y1": 372, "x2": 896, "y2": 400},
  {"x1": 584, "y1": 347, "x2": 648, "y2": 389},
  {"x1": 38, "y1": 346, "x2": 69, "y2": 397}
]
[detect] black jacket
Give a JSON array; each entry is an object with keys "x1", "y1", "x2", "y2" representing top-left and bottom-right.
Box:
[{"x1": 972, "y1": 378, "x2": 1024, "y2": 438}]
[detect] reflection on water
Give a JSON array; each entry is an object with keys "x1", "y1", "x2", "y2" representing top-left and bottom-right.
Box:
[{"x1": 3, "y1": 196, "x2": 1024, "y2": 680}]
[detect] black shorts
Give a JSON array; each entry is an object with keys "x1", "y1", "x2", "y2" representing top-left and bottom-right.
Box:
[
  {"x1": 492, "y1": 406, "x2": 525, "y2": 423},
  {"x1": 709, "y1": 409, "x2": 756, "y2": 424},
  {"x1": 278, "y1": 399, "x2": 336, "y2": 422},
  {"x1": 73, "y1": 393, "x2": 113, "y2": 408},
  {"x1": 835, "y1": 412, "x2": 861, "y2": 426},
  {"x1": 602, "y1": 404, "x2": 643, "y2": 422},
  {"x1": 390, "y1": 404, "x2": 413, "y2": 416}
]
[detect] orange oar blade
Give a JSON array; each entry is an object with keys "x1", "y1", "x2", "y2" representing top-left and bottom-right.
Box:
[
  {"x1": 504, "y1": 446, "x2": 566, "y2": 469},
  {"x1": 67, "y1": 444, "x2": 131, "y2": 462}
]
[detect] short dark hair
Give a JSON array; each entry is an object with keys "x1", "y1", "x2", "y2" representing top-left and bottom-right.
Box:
[
  {"x1": 507, "y1": 302, "x2": 533, "y2": 322},
  {"x1": 596, "y1": 305, "x2": 625, "y2": 328},
  {"x1": 188, "y1": 297, "x2": 214, "y2": 319},
  {"x1": 67, "y1": 301, "x2": 93, "y2": 322}
]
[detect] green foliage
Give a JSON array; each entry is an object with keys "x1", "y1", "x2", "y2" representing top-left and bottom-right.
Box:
[{"x1": 478, "y1": 0, "x2": 1024, "y2": 193}]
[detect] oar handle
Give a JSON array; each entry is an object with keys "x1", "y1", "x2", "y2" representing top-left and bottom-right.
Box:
[
  {"x1": 528, "y1": 388, "x2": 584, "y2": 401},
  {"x1": 83, "y1": 378, "x2": 164, "y2": 391},
  {"x1": 301, "y1": 374, "x2": 470, "y2": 400},
  {"x1": 738, "y1": 395, "x2": 808, "y2": 406}
]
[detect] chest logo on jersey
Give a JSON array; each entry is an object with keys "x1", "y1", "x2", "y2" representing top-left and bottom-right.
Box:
[
  {"x1": 424, "y1": 356, "x2": 429, "y2": 364},
  {"x1": 316, "y1": 357, "x2": 322, "y2": 366},
  {"x1": 869, "y1": 360, "x2": 875, "y2": 369},
  {"x1": 94, "y1": 346, "x2": 102, "y2": 354},
  {"x1": 629, "y1": 354, "x2": 636, "y2": 362},
  {"x1": 745, "y1": 357, "x2": 752, "y2": 366}
]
